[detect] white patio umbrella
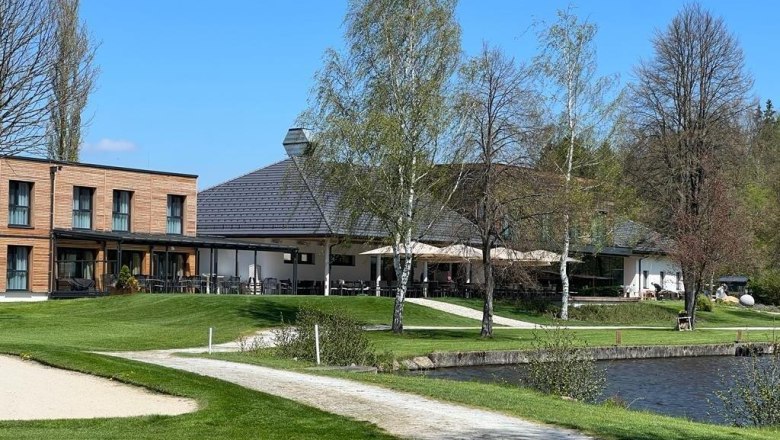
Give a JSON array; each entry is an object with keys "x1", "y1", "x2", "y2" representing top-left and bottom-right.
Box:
[
  {"x1": 489, "y1": 247, "x2": 580, "y2": 265},
  {"x1": 521, "y1": 249, "x2": 582, "y2": 264},
  {"x1": 433, "y1": 244, "x2": 483, "y2": 262},
  {"x1": 359, "y1": 241, "x2": 441, "y2": 258}
]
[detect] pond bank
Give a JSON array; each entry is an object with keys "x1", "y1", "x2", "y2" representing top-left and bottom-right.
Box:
[{"x1": 402, "y1": 342, "x2": 777, "y2": 370}]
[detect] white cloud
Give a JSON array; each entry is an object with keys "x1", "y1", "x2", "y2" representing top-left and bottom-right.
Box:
[{"x1": 83, "y1": 138, "x2": 138, "y2": 152}]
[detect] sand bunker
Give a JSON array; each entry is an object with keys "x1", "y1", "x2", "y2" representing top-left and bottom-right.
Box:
[{"x1": 0, "y1": 355, "x2": 198, "y2": 420}]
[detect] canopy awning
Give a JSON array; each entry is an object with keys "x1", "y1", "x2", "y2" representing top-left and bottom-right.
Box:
[{"x1": 359, "y1": 241, "x2": 441, "y2": 258}]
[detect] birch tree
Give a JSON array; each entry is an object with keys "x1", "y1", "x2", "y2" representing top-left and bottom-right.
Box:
[
  {"x1": 535, "y1": 8, "x2": 621, "y2": 320},
  {"x1": 455, "y1": 44, "x2": 539, "y2": 336},
  {"x1": 303, "y1": 0, "x2": 461, "y2": 333},
  {"x1": 47, "y1": 0, "x2": 98, "y2": 161}
]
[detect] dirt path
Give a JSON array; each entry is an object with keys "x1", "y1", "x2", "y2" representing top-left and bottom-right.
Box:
[{"x1": 104, "y1": 350, "x2": 592, "y2": 440}]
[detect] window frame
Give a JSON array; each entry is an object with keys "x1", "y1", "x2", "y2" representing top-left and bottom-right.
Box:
[
  {"x1": 166, "y1": 195, "x2": 184, "y2": 235},
  {"x1": 7, "y1": 246, "x2": 30, "y2": 291},
  {"x1": 330, "y1": 254, "x2": 355, "y2": 266},
  {"x1": 112, "y1": 190, "x2": 132, "y2": 232},
  {"x1": 72, "y1": 186, "x2": 94, "y2": 230},
  {"x1": 284, "y1": 252, "x2": 315, "y2": 265},
  {"x1": 8, "y1": 180, "x2": 32, "y2": 227}
]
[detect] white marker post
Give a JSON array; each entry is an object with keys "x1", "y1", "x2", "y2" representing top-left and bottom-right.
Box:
[
  {"x1": 314, "y1": 324, "x2": 321, "y2": 365},
  {"x1": 208, "y1": 327, "x2": 213, "y2": 355}
]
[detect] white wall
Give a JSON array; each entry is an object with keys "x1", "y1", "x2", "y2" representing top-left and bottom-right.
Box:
[{"x1": 623, "y1": 255, "x2": 682, "y2": 297}]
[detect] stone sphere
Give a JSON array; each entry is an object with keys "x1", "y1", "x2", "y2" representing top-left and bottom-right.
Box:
[{"x1": 739, "y1": 294, "x2": 755, "y2": 307}]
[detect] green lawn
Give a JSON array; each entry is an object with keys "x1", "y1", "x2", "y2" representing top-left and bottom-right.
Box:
[
  {"x1": 436, "y1": 297, "x2": 780, "y2": 328},
  {"x1": 0, "y1": 294, "x2": 476, "y2": 439},
  {"x1": 0, "y1": 294, "x2": 476, "y2": 350}
]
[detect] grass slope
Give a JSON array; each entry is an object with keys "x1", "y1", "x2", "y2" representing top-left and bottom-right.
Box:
[
  {"x1": 436, "y1": 297, "x2": 780, "y2": 328},
  {"x1": 0, "y1": 294, "x2": 476, "y2": 350}
]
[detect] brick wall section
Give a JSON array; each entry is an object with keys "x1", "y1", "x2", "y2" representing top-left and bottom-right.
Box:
[{"x1": 0, "y1": 157, "x2": 198, "y2": 293}]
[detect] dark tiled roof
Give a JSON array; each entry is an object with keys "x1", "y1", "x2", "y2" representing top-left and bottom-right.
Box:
[
  {"x1": 612, "y1": 220, "x2": 674, "y2": 254},
  {"x1": 197, "y1": 159, "x2": 475, "y2": 243}
]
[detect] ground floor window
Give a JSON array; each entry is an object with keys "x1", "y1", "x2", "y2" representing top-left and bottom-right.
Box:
[
  {"x1": 107, "y1": 250, "x2": 143, "y2": 276},
  {"x1": 7, "y1": 246, "x2": 29, "y2": 290},
  {"x1": 57, "y1": 248, "x2": 96, "y2": 280},
  {"x1": 152, "y1": 252, "x2": 188, "y2": 278}
]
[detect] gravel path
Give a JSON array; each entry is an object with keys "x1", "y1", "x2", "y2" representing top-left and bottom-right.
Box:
[{"x1": 104, "y1": 350, "x2": 592, "y2": 440}]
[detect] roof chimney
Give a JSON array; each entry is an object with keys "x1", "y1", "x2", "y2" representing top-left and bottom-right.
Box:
[{"x1": 282, "y1": 128, "x2": 314, "y2": 157}]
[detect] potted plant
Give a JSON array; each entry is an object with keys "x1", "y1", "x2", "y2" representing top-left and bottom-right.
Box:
[{"x1": 115, "y1": 265, "x2": 139, "y2": 294}]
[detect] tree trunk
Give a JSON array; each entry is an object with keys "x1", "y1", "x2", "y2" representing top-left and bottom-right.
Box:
[
  {"x1": 480, "y1": 252, "x2": 494, "y2": 337},
  {"x1": 683, "y1": 271, "x2": 696, "y2": 329}
]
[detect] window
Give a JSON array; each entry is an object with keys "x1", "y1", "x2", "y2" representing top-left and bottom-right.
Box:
[
  {"x1": 284, "y1": 252, "x2": 314, "y2": 265},
  {"x1": 112, "y1": 190, "x2": 132, "y2": 232},
  {"x1": 56, "y1": 248, "x2": 95, "y2": 280},
  {"x1": 167, "y1": 195, "x2": 184, "y2": 234},
  {"x1": 331, "y1": 254, "x2": 355, "y2": 266},
  {"x1": 107, "y1": 250, "x2": 143, "y2": 276},
  {"x1": 72, "y1": 187, "x2": 93, "y2": 229},
  {"x1": 7, "y1": 246, "x2": 29, "y2": 290},
  {"x1": 8, "y1": 181, "x2": 31, "y2": 226}
]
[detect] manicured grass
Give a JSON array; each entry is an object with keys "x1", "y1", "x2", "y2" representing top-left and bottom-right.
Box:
[
  {"x1": 0, "y1": 294, "x2": 476, "y2": 350},
  {"x1": 365, "y1": 328, "x2": 779, "y2": 358},
  {"x1": 436, "y1": 297, "x2": 780, "y2": 328},
  {"x1": 0, "y1": 348, "x2": 391, "y2": 440}
]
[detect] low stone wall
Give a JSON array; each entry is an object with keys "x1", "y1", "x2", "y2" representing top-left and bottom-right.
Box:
[{"x1": 402, "y1": 343, "x2": 776, "y2": 370}]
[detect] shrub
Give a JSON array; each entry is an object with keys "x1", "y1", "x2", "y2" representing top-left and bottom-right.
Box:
[
  {"x1": 274, "y1": 306, "x2": 375, "y2": 366},
  {"x1": 577, "y1": 286, "x2": 622, "y2": 297},
  {"x1": 696, "y1": 294, "x2": 713, "y2": 312},
  {"x1": 568, "y1": 303, "x2": 676, "y2": 325},
  {"x1": 524, "y1": 325, "x2": 605, "y2": 402},
  {"x1": 116, "y1": 265, "x2": 139, "y2": 293},
  {"x1": 714, "y1": 351, "x2": 780, "y2": 427},
  {"x1": 750, "y1": 269, "x2": 780, "y2": 306}
]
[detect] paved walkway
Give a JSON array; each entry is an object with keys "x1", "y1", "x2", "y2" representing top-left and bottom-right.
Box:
[
  {"x1": 103, "y1": 349, "x2": 592, "y2": 440},
  {"x1": 407, "y1": 298, "x2": 539, "y2": 328}
]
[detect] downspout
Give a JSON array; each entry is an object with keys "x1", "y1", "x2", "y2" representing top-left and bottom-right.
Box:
[{"x1": 48, "y1": 165, "x2": 61, "y2": 293}]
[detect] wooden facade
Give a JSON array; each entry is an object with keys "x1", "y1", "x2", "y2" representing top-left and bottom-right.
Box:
[{"x1": 0, "y1": 156, "x2": 198, "y2": 294}]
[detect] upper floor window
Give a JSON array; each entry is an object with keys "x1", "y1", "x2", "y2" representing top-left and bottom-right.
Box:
[
  {"x1": 7, "y1": 246, "x2": 29, "y2": 291},
  {"x1": 8, "y1": 181, "x2": 31, "y2": 226},
  {"x1": 284, "y1": 252, "x2": 314, "y2": 265},
  {"x1": 72, "y1": 187, "x2": 93, "y2": 229},
  {"x1": 112, "y1": 190, "x2": 132, "y2": 232},
  {"x1": 167, "y1": 195, "x2": 184, "y2": 234}
]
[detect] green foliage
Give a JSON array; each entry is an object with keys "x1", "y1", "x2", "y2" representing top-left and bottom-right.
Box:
[
  {"x1": 116, "y1": 265, "x2": 139, "y2": 292},
  {"x1": 750, "y1": 269, "x2": 780, "y2": 306},
  {"x1": 577, "y1": 286, "x2": 622, "y2": 297},
  {"x1": 275, "y1": 306, "x2": 376, "y2": 366},
  {"x1": 715, "y1": 352, "x2": 780, "y2": 427},
  {"x1": 524, "y1": 325, "x2": 605, "y2": 402},
  {"x1": 568, "y1": 303, "x2": 677, "y2": 325},
  {"x1": 696, "y1": 294, "x2": 714, "y2": 312}
]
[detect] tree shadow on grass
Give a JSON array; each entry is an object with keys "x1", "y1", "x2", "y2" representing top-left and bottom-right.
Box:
[{"x1": 238, "y1": 301, "x2": 301, "y2": 327}]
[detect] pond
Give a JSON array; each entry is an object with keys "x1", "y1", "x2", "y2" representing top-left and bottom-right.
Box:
[{"x1": 406, "y1": 356, "x2": 768, "y2": 424}]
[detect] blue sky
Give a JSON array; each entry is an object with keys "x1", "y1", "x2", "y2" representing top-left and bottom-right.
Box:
[{"x1": 79, "y1": 1, "x2": 777, "y2": 189}]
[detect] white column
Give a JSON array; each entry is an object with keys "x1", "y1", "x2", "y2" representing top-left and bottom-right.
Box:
[
  {"x1": 375, "y1": 256, "x2": 382, "y2": 296},
  {"x1": 323, "y1": 239, "x2": 330, "y2": 296},
  {"x1": 466, "y1": 262, "x2": 471, "y2": 284},
  {"x1": 423, "y1": 261, "x2": 428, "y2": 298}
]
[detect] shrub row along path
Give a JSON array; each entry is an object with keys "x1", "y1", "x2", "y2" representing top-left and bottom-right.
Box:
[{"x1": 105, "y1": 349, "x2": 592, "y2": 440}]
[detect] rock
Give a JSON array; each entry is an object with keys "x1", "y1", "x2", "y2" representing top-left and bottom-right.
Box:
[
  {"x1": 723, "y1": 295, "x2": 739, "y2": 304},
  {"x1": 410, "y1": 356, "x2": 435, "y2": 370},
  {"x1": 739, "y1": 294, "x2": 755, "y2": 307}
]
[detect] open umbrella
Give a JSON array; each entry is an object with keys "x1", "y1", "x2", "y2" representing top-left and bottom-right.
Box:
[{"x1": 359, "y1": 241, "x2": 441, "y2": 258}]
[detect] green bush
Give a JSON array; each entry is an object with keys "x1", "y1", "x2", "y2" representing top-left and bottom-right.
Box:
[
  {"x1": 274, "y1": 306, "x2": 375, "y2": 366},
  {"x1": 524, "y1": 325, "x2": 605, "y2": 402},
  {"x1": 714, "y1": 352, "x2": 780, "y2": 427},
  {"x1": 750, "y1": 269, "x2": 780, "y2": 306},
  {"x1": 116, "y1": 265, "x2": 139, "y2": 293},
  {"x1": 696, "y1": 294, "x2": 713, "y2": 312},
  {"x1": 576, "y1": 286, "x2": 622, "y2": 297},
  {"x1": 568, "y1": 303, "x2": 676, "y2": 325}
]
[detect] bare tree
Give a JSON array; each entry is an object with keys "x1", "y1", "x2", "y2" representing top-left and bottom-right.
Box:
[
  {"x1": 454, "y1": 43, "x2": 540, "y2": 336},
  {"x1": 535, "y1": 7, "x2": 621, "y2": 320},
  {"x1": 0, "y1": 0, "x2": 55, "y2": 155},
  {"x1": 303, "y1": 0, "x2": 461, "y2": 333},
  {"x1": 630, "y1": 3, "x2": 752, "y2": 325},
  {"x1": 47, "y1": 0, "x2": 98, "y2": 161}
]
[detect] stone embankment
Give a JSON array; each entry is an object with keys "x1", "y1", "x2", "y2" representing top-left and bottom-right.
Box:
[{"x1": 402, "y1": 342, "x2": 777, "y2": 370}]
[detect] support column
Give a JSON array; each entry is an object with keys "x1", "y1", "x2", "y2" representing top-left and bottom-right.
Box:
[
  {"x1": 423, "y1": 261, "x2": 429, "y2": 298},
  {"x1": 164, "y1": 245, "x2": 170, "y2": 292},
  {"x1": 253, "y1": 250, "x2": 258, "y2": 294},
  {"x1": 323, "y1": 239, "x2": 331, "y2": 296},
  {"x1": 292, "y1": 249, "x2": 299, "y2": 295},
  {"x1": 375, "y1": 256, "x2": 382, "y2": 297},
  {"x1": 466, "y1": 261, "x2": 472, "y2": 284},
  {"x1": 208, "y1": 248, "x2": 214, "y2": 294}
]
